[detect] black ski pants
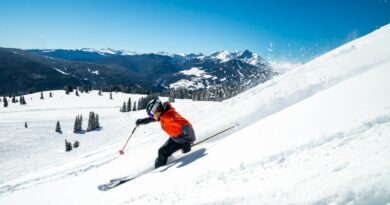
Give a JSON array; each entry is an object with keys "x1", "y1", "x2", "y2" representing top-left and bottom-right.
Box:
[
  {"x1": 155, "y1": 138, "x2": 183, "y2": 168},
  {"x1": 155, "y1": 125, "x2": 195, "y2": 168}
]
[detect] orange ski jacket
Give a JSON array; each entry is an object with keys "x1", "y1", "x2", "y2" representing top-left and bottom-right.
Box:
[{"x1": 159, "y1": 102, "x2": 192, "y2": 138}]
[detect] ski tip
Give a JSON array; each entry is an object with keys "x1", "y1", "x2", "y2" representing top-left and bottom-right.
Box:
[{"x1": 98, "y1": 186, "x2": 108, "y2": 191}]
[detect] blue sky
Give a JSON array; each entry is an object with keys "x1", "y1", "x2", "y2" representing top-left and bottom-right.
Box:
[{"x1": 0, "y1": 0, "x2": 389, "y2": 62}]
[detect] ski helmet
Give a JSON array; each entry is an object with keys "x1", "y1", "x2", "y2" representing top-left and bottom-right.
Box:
[{"x1": 146, "y1": 98, "x2": 162, "y2": 118}]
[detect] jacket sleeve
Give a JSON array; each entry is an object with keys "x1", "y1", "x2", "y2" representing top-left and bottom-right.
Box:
[{"x1": 136, "y1": 117, "x2": 155, "y2": 125}]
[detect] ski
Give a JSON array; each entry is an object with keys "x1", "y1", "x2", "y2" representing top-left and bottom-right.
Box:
[
  {"x1": 98, "y1": 168, "x2": 154, "y2": 191},
  {"x1": 98, "y1": 178, "x2": 128, "y2": 191},
  {"x1": 98, "y1": 123, "x2": 239, "y2": 191}
]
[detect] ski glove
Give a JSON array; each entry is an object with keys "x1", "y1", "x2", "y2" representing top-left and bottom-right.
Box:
[{"x1": 135, "y1": 117, "x2": 155, "y2": 126}]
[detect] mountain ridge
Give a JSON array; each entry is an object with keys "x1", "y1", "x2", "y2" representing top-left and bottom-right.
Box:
[{"x1": 1, "y1": 47, "x2": 274, "y2": 96}]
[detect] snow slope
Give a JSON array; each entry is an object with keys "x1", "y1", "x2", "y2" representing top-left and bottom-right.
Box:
[
  {"x1": 269, "y1": 61, "x2": 302, "y2": 73},
  {"x1": 1, "y1": 24, "x2": 390, "y2": 204}
]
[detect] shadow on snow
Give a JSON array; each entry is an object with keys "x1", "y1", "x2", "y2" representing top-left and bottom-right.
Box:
[{"x1": 159, "y1": 148, "x2": 208, "y2": 172}]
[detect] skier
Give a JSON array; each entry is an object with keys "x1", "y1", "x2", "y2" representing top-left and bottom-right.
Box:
[{"x1": 136, "y1": 98, "x2": 196, "y2": 168}]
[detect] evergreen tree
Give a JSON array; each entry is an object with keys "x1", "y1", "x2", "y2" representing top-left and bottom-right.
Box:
[
  {"x1": 73, "y1": 141, "x2": 80, "y2": 148},
  {"x1": 87, "y1": 112, "x2": 98, "y2": 131},
  {"x1": 73, "y1": 116, "x2": 78, "y2": 133},
  {"x1": 169, "y1": 93, "x2": 175, "y2": 103},
  {"x1": 56, "y1": 121, "x2": 62, "y2": 134},
  {"x1": 133, "y1": 102, "x2": 137, "y2": 111},
  {"x1": 49, "y1": 92, "x2": 53, "y2": 97},
  {"x1": 121, "y1": 102, "x2": 126, "y2": 112},
  {"x1": 110, "y1": 92, "x2": 113, "y2": 100},
  {"x1": 137, "y1": 94, "x2": 156, "y2": 110},
  {"x1": 73, "y1": 115, "x2": 82, "y2": 133},
  {"x1": 65, "y1": 140, "x2": 72, "y2": 152},
  {"x1": 40, "y1": 92, "x2": 44, "y2": 99},
  {"x1": 96, "y1": 114, "x2": 100, "y2": 128},
  {"x1": 87, "y1": 112, "x2": 94, "y2": 131},
  {"x1": 25, "y1": 122, "x2": 28, "y2": 128},
  {"x1": 64, "y1": 85, "x2": 73, "y2": 94},
  {"x1": 19, "y1": 96, "x2": 27, "y2": 105},
  {"x1": 3, "y1": 97, "x2": 8, "y2": 107},
  {"x1": 98, "y1": 89, "x2": 102, "y2": 96},
  {"x1": 127, "y1": 97, "x2": 132, "y2": 112},
  {"x1": 12, "y1": 95, "x2": 16, "y2": 103},
  {"x1": 80, "y1": 115, "x2": 83, "y2": 130},
  {"x1": 75, "y1": 89, "x2": 79, "y2": 96}
]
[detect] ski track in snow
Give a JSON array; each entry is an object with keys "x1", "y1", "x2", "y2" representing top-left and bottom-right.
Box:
[
  {"x1": 0, "y1": 91, "x2": 218, "y2": 196},
  {"x1": 118, "y1": 113, "x2": 390, "y2": 205}
]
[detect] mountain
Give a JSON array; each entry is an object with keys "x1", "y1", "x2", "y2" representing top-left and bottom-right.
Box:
[
  {"x1": 0, "y1": 48, "x2": 153, "y2": 94},
  {"x1": 0, "y1": 48, "x2": 82, "y2": 94},
  {"x1": 17, "y1": 48, "x2": 273, "y2": 94},
  {"x1": 0, "y1": 24, "x2": 389, "y2": 204}
]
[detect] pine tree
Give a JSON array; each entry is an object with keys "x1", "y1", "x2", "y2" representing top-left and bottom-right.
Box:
[
  {"x1": 74, "y1": 115, "x2": 81, "y2": 133},
  {"x1": 75, "y1": 89, "x2": 79, "y2": 96},
  {"x1": 136, "y1": 94, "x2": 156, "y2": 110},
  {"x1": 137, "y1": 98, "x2": 141, "y2": 110},
  {"x1": 87, "y1": 112, "x2": 96, "y2": 132},
  {"x1": 12, "y1": 95, "x2": 16, "y2": 103},
  {"x1": 64, "y1": 85, "x2": 73, "y2": 93},
  {"x1": 3, "y1": 97, "x2": 8, "y2": 107},
  {"x1": 121, "y1": 102, "x2": 126, "y2": 112},
  {"x1": 98, "y1": 89, "x2": 102, "y2": 96},
  {"x1": 25, "y1": 122, "x2": 28, "y2": 128},
  {"x1": 56, "y1": 121, "x2": 62, "y2": 134},
  {"x1": 127, "y1": 97, "x2": 132, "y2": 112},
  {"x1": 65, "y1": 140, "x2": 72, "y2": 152},
  {"x1": 96, "y1": 114, "x2": 100, "y2": 128},
  {"x1": 80, "y1": 115, "x2": 83, "y2": 131},
  {"x1": 49, "y1": 92, "x2": 53, "y2": 97},
  {"x1": 169, "y1": 93, "x2": 175, "y2": 103},
  {"x1": 110, "y1": 92, "x2": 113, "y2": 100},
  {"x1": 133, "y1": 102, "x2": 137, "y2": 111},
  {"x1": 40, "y1": 92, "x2": 44, "y2": 99},
  {"x1": 73, "y1": 141, "x2": 80, "y2": 148},
  {"x1": 19, "y1": 96, "x2": 26, "y2": 105}
]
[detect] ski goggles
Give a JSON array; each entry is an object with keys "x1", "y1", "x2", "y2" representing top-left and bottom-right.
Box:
[{"x1": 148, "y1": 99, "x2": 161, "y2": 118}]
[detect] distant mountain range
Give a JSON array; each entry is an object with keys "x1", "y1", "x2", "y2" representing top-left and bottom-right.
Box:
[{"x1": 0, "y1": 47, "x2": 274, "y2": 95}]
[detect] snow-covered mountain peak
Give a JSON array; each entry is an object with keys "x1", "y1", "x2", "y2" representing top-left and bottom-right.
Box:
[
  {"x1": 236, "y1": 49, "x2": 253, "y2": 59},
  {"x1": 213, "y1": 50, "x2": 233, "y2": 62},
  {"x1": 33, "y1": 48, "x2": 266, "y2": 66},
  {"x1": 79, "y1": 48, "x2": 139, "y2": 56},
  {"x1": 206, "y1": 49, "x2": 265, "y2": 66}
]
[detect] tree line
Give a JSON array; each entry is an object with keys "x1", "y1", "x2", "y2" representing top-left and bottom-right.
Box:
[{"x1": 119, "y1": 94, "x2": 159, "y2": 113}]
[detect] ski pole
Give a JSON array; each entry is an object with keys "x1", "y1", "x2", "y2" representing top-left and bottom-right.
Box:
[{"x1": 119, "y1": 125, "x2": 138, "y2": 155}]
